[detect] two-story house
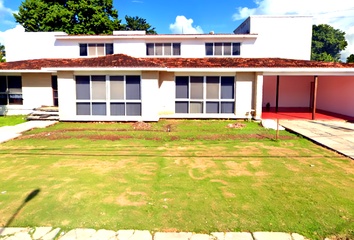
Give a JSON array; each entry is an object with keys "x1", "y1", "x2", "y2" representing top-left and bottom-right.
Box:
[{"x1": 1, "y1": 15, "x2": 354, "y2": 121}]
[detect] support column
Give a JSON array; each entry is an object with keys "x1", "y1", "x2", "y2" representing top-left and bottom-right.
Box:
[
  {"x1": 276, "y1": 75, "x2": 279, "y2": 113},
  {"x1": 254, "y1": 72, "x2": 264, "y2": 120},
  {"x1": 312, "y1": 75, "x2": 318, "y2": 120}
]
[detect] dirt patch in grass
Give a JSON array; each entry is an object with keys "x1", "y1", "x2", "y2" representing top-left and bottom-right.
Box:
[
  {"x1": 131, "y1": 121, "x2": 152, "y2": 129},
  {"x1": 223, "y1": 161, "x2": 252, "y2": 176},
  {"x1": 284, "y1": 163, "x2": 300, "y2": 172},
  {"x1": 221, "y1": 187, "x2": 235, "y2": 197},
  {"x1": 225, "y1": 123, "x2": 247, "y2": 128},
  {"x1": 210, "y1": 179, "x2": 228, "y2": 185},
  {"x1": 189, "y1": 169, "x2": 208, "y2": 180},
  {"x1": 116, "y1": 188, "x2": 147, "y2": 206}
]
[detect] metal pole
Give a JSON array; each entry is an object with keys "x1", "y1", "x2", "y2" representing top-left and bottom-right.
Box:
[
  {"x1": 276, "y1": 75, "x2": 279, "y2": 113},
  {"x1": 276, "y1": 118, "x2": 279, "y2": 140},
  {"x1": 312, "y1": 76, "x2": 318, "y2": 120}
]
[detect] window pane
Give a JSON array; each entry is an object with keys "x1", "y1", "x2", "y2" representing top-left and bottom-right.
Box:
[
  {"x1": 9, "y1": 94, "x2": 23, "y2": 105},
  {"x1": 76, "y1": 76, "x2": 90, "y2": 100},
  {"x1": 77, "y1": 103, "x2": 90, "y2": 115},
  {"x1": 221, "y1": 77, "x2": 234, "y2": 99},
  {"x1": 164, "y1": 43, "x2": 171, "y2": 55},
  {"x1": 146, "y1": 43, "x2": 154, "y2": 55},
  {"x1": 110, "y1": 76, "x2": 124, "y2": 100},
  {"x1": 0, "y1": 94, "x2": 7, "y2": 105},
  {"x1": 8, "y1": 76, "x2": 22, "y2": 94},
  {"x1": 190, "y1": 76, "x2": 203, "y2": 99},
  {"x1": 88, "y1": 43, "x2": 96, "y2": 56},
  {"x1": 92, "y1": 102, "x2": 106, "y2": 115},
  {"x1": 221, "y1": 102, "x2": 234, "y2": 113},
  {"x1": 175, "y1": 76, "x2": 188, "y2": 99},
  {"x1": 224, "y1": 43, "x2": 231, "y2": 55},
  {"x1": 155, "y1": 43, "x2": 163, "y2": 55},
  {"x1": 205, "y1": 43, "x2": 213, "y2": 55},
  {"x1": 97, "y1": 44, "x2": 104, "y2": 56},
  {"x1": 214, "y1": 43, "x2": 222, "y2": 55},
  {"x1": 126, "y1": 103, "x2": 141, "y2": 116},
  {"x1": 0, "y1": 76, "x2": 6, "y2": 92},
  {"x1": 79, "y1": 44, "x2": 87, "y2": 56},
  {"x1": 175, "y1": 101, "x2": 188, "y2": 113},
  {"x1": 190, "y1": 102, "x2": 203, "y2": 113},
  {"x1": 206, "y1": 76, "x2": 219, "y2": 99},
  {"x1": 105, "y1": 43, "x2": 114, "y2": 55},
  {"x1": 206, "y1": 102, "x2": 219, "y2": 113},
  {"x1": 52, "y1": 76, "x2": 58, "y2": 90},
  {"x1": 232, "y1": 43, "x2": 241, "y2": 56},
  {"x1": 173, "y1": 43, "x2": 181, "y2": 55},
  {"x1": 110, "y1": 103, "x2": 125, "y2": 116},
  {"x1": 92, "y1": 75, "x2": 106, "y2": 100},
  {"x1": 126, "y1": 76, "x2": 141, "y2": 100}
]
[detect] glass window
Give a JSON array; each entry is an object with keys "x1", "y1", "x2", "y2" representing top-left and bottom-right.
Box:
[
  {"x1": 8, "y1": 76, "x2": 22, "y2": 105},
  {"x1": 97, "y1": 44, "x2": 104, "y2": 56},
  {"x1": 0, "y1": 76, "x2": 6, "y2": 92},
  {"x1": 110, "y1": 103, "x2": 125, "y2": 116},
  {"x1": 190, "y1": 76, "x2": 203, "y2": 99},
  {"x1": 88, "y1": 44, "x2": 96, "y2": 56},
  {"x1": 176, "y1": 76, "x2": 188, "y2": 99},
  {"x1": 92, "y1": 102, "x2": 106, "y2": 115},
  {"x1": 205, "y1": 43, "x2": 213, "y2": 55},
  {"x1": 77, "y1": 103, "x2": 91, "y2": 115},
  {"x1": 190, "y1": 102, "x2": 203, "y2": 113},
  {"x1": 105, "y1": 43, "x2": 114, "y2": 55},
  {"x1": 224, "y1": 43, "x2": 231, "y2": 55},
  {"x1": 206, "y1": 76, "x2": 219, "y2": 99},
  {"x1": 221, "y1": 77, "x2": 234, "y2": 99},
  {"x1": 0, "y1": 94, "x2": 7, "y2": 105},
  {"x1": 155, "y1": 43, "x2": 163, "y2": 55},
  {"x1": 126, "y1": 76, "x2": 140, "y2": 100},
  {"x1": 76, "y1": 76, "x2": 90, "y2": 100},
  {"x1": 175, "y1": 101, "x2": 188, "y2": 113},
  {"x1": 173, "y1": 43, "x2": 181, "y2": 56},
  {"x1": 91, "y1": 75, "x2": 106, "y2": 100},
  {"x1": 232, "y1": 43, "x2": 241, "y2": 56},
  {"x1": 126, "y1": 103, "x2": 141, "y2": 116},
  {"x1": 206, "y1": 102, "x2": 219, "y2": 113},
  {"x1": 79, "y1": 44, "x2": 87, "y2": 56},
  {"x1": 110, "y1": 76, "x2": 124, "y2": 100},
  {"x1": 221, "y1": 102, "x2": 234, "y2": 113},
  {"x1": 164, "y1": 43, "x2": 171, "y2": 55},
  {"x1": 214, "y1": 43, "x2": 222, "y2": 56},
  {"x1": 146, "y1": 43, "x2": 154, "y2": 56}
]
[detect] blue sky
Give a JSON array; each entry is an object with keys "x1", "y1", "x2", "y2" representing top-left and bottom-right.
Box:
[{"x1": 1, "y1": 0, "x2": 354, "y2": 59}]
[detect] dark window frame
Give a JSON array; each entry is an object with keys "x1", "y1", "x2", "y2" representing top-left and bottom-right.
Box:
[
  {"x1": 205, "y1": 42, "x2": 241, "y2": 56},
  {"x1": 146, "y1": 43, "x2": 181, "y2": 56},
  {"x1": 0, "y1": 76, "x2": 23, "y2": 105},
  {"x1": 79, "y1": 43, "x2": 114, "y2": 57}
]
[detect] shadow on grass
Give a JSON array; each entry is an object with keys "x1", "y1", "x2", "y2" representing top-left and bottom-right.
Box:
[{"x1": 0, "y1": 189, "x2": 40, "y2": 234}]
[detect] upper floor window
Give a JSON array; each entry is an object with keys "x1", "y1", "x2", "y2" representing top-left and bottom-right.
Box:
[
  {"x1": 79, "y1": 43, "x2": 114, "y2": 57},
  {"x1": 205, "y1": 43, "x2": 240, "y2": 56},
  {"x1": 0, "y1": 76, "x2": 23, "y2": 105},
  {"x1": 146, "y1": 43, "x2": 181, "y2": 56}
]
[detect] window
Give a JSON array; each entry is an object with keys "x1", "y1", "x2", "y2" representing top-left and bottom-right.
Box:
[
  {"x1": 79, "y1": 43, "x2": 114, "y2": 57},
  {"x1": 205, "y1": 42, "x2": 241, "y2": 56},
  {"x1": 175, "y1": 76, "x2": 235, "y2": 114},
  {"x1": 146, "y1": 43, "x2": 181, "y2": 56},
  {"x1": 75, "y1": 75, "x2": 141, "y2": 116},
  {"x1": 0, "y1": 76, "x2": 23, "y2": 105}
]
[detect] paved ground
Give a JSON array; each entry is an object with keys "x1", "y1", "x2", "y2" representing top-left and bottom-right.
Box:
[
  {"x1": 280, "y1": 120, "x2": 354, "y2": 159},
  {"x1": 0, "y1": 227, "x2": 310, "y2": 240},
  {"x1": 0, "y1": 121, "x2": 57, "y2": 144}
]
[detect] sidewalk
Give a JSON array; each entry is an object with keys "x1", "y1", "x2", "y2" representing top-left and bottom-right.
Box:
[
  {"x1": 0, "y1": 227, "x2": 311, "y2": 240},
  {"x1": 0, "y1": 121, "x2": 57, "y2": 144}
]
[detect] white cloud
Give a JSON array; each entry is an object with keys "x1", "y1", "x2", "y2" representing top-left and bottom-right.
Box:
[
  {"x1": 233, "y1": 0, "x2": 354, "y2": 61},
  {"x1": 0, "y1": 0, "x2": 16, "y2": 16},
  {"x1": 0, "y1": 25, "x2": 25, "y2": 45},
  {"x1": 169, "y1": 16, "x2": 203, "y2": 34}
]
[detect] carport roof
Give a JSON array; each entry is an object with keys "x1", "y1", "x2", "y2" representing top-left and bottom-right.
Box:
[{"x1": 0, "y1": 54, "x2": 353, "y2": 71}]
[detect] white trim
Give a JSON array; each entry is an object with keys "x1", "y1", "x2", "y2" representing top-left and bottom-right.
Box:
[{"x1": 0, "y1": 70, "x2": 56, "y2": 73}]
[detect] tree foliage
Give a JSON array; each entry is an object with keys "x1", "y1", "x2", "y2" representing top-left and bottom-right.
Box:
[
  {"x1": 346, "y1": 54, "x2": 354, "y2": 63},
  {"x1": 0, "y1": 44, "x2": 5, "y2": 63},
  {"x1": 13, "y1": 0, "x2": 124, "y2": 35},
  {"x1": 311, "y1": 24, "x2": 348, "y2": 62},
  {"x1": 123, "y1": 16, "x2": 156, "y2": 34}
]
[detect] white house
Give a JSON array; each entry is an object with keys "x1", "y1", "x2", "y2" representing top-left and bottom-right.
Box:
[{"x1": 1, "y1": 15, "x2": 354, "y2": 121}]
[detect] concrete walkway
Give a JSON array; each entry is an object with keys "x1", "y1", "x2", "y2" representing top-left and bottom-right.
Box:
[
  {"x1": 0, "y1": 227, "x2": 311, "y2": 240},
  {"x1": 0, "y1": 121, "x2": 57, "y2": 144},
  {"x1": 280, "y1": 120, "x2": 354, "y2": 159}
]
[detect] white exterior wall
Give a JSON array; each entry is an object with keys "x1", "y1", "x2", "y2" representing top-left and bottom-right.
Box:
[
  {"x1": 235, "y1": 72, "x2": 255, "y2": 117},
  {"x1": 317, "y1": 76, "x2": 354, "y2": 117},
  {"x1": 141, "y1": 71, "x2": 160, "y2": 121},
  {"x1": 235, "y1": 16, "x2": 313, "y2": 60}
]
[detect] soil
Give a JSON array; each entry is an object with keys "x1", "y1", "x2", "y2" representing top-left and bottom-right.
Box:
[{"x1": 225, "y1": 123, "x2": 247, "y2": 128}]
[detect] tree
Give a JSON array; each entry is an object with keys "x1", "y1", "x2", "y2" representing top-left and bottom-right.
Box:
[
  {"x1": 346, "y1": 54, "x2": 354, "y2": 63},
  {"x1": 0, "y1": 44, "x2": 5, "y2": 63},
  {"x1": 311, "y1": 24, "x2": 348, "y2": 62},
  {"x1": 13, "y1": 0, "x2": 124, "y2": 35},
  {"x1": 123, "y1": 16, "x2": 156, "y2": 34}
]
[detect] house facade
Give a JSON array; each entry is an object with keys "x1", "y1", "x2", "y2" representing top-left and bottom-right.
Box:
[{"x1": 1, "y1": 15, "x2": 354, "y2": 120}]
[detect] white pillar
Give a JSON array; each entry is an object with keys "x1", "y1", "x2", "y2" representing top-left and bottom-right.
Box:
[{"x1": 254, "y1": 72, "x2": 264, "y2": 119}]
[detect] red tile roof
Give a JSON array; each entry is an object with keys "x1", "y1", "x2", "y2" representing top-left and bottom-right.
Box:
[{"x1": 0, "y1": 54, "x2": 353, "y2": 70}]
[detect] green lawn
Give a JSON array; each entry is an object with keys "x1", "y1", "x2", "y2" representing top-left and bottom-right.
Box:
[
  {"x1": 0, "y1": 120, "x2": 353, "y2": 240},
  {"x1": 0, "y1": 115, "x2": 27, "y2": 127}
]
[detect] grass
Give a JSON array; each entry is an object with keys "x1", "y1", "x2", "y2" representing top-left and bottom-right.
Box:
[
  {"x1": 0, "y1": 115, "x2": 27, "y2": 127},
  {"x1": 0, "y1": 120, "x2": 353, "y2": 240}
]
